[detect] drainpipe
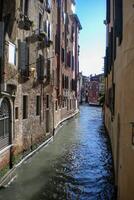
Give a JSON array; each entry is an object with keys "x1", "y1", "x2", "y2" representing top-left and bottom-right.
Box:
[{"x1": 52, "y1": 95, "x2": 55, "y2": 136}]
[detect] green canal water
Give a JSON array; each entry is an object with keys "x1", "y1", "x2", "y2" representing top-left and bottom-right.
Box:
[{"x1": 0, "y1": 105, "x2": 115, "y2": 200}]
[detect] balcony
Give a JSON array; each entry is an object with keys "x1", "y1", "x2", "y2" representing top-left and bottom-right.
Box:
[{"x1": 18, "y1": 14, "x2": 33, "y2": 31}]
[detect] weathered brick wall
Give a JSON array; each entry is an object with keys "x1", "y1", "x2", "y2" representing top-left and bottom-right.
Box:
[
  {"x1": 0, "y1": 0, "x2": 80, "y2": 172},
  {"x1": 0, "y1": 150, "x2": 10, "y2": 170}
]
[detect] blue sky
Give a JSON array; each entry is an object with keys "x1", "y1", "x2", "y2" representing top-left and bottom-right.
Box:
[{"x1": 76, "y1": 0, "x2": 106, "y2": 76}]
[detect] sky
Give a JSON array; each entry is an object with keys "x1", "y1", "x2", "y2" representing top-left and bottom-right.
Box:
[{"x1": 76, "y1": 0, "x2": 106, "y2": 76}]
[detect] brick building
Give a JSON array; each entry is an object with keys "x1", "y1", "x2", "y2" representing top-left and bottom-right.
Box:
[
  {"x1": 88, "y1": 79, "x2": 99, "y2": 106},
  {"x1": 88, "y1": 74, "x2": 104, "y2": 106},
  {"x1": 0, "y1": 0, "x2": 81, "y2": 177}
]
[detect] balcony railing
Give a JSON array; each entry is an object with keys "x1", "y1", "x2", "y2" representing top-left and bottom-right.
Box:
[{"x1": 18, "y1": 14, "x2": 33, "y2": 31}]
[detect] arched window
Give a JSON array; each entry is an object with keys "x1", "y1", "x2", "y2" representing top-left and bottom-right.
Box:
[{"x1": 0, "y1": 98, "x2": 11, "y2": 149}]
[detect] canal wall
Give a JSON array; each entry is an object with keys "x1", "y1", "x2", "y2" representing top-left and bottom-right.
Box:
[{"x1": 0, "y1": 109, "x2": 79, "y2": 188}]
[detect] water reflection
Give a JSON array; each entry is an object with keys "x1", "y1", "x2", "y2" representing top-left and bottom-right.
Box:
[{"x1": 0, "y1": 105, "x2": 115, "y2": 200}]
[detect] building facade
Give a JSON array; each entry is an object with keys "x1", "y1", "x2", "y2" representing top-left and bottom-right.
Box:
[
  {"x1": 0, "y1": 0, "x2": 81, "y2": 178},
  {"x1": 78, "y1": 73, "x2": 90, "y2": 104},
  {"x1": 104, "y1": 0, "x2": 134, "y2": 199},
  {"x1": 88, "y1": 74, "x2": 104, "y2": 106}
]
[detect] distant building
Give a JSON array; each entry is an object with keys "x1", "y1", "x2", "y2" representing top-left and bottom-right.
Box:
[
  {"x1": 88, "y1": 74, "x2": 104, "y2": 106},
  {"x1": 78, "y1": 73, "x2": 90, "y2": 103}
]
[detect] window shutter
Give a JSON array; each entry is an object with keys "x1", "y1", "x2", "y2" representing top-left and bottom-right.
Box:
[
  {"x1": 110, "y1": 28, "x2": 113, "y2": 66},
  {"x1": 62, "y1": 74, "x2": 64, "y2": 88},
  {"x1": 115, "y1": 0, "x2": 123, "y2": 45},
  {"x1": 113, "y1": 27, "x2": 116, "y2": 60},
  {"x1": 70, "y1": 52, "x2": 72, "y2": 69},
  {"x1": 55, "y1": 34, "x2": 60, "y2": 55},
  {"x1": 106, "y1": 0, "x2": 110, "y2": 23},
  {"x1": 47, "y1": 59, "x2": 50, "y2": 82},
  {"x1": 18, "y1": 40, "x2": 27, "y2": 74},
  {"x1": 105, "y1": 46, "x2": 110, "y2": 74},
  {"x1": 44, "y1": 21, "x2": 47, "y2": 34},
  {"x1": 62, "y1": 48, "x2": 65, "y2": 62},
  {"x1": 0, "y1": 22, "x2": 4, "y2": 58},
  {"x1": 48, "y1": 23, "x2": 50, "y2": 40},
  {"x1": 25, "y1": 45, "x2": 29, "y2": 76},
  {"x1": 36, "y1": 55, "x2": 44, "y2": 81},
  {"x1": 72, "y1": 56, "x2": 74, "y2": 71},
  {"x1": 108, "y1": 29, "x2": 113, "y2": 71},
  {"x1": 104, "y1": 56, "x2": 107, "y2": 77}
]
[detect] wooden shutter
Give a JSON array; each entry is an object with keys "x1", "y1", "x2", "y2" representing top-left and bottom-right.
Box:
[
  {"x1": 72, "y1": 56, "x2": 74, "y2": 71},
  {"x1": 0, "y1": 22, "x2": 4, "y2": 58},
  {"x1": 106, "y1": 0, "x2": 110, "y2": 23},
  {"x1": 62, "y1": 48, "x2": 65, "y2": 62},
  {"x1": 55, "y1": 34, "x2": 60, "y2": 55},
  {"x1": 113, "y1": 27, "x2": 116, "y2": 60},
  {"x1": 48, "y1": 23, "x2": 51, "y2": 40},
  {"x1": 62, "y1": 74, "x2": 64, "y2": 88},
  {"x1": 18, "y1": 41, "x2": 26, "y2": 72},
  {"x1": 25, "y1": 45, "x2": 29, "y2": 76},
  {"x1": 70, "y1": 52, "x2": 72, "y2": 69},
  {"x1": 18, "y1": 40, "x2": 29, "y2": 77},
  {"x1": 36, "y1": 55, "x2": 44, "y2": 81},
  {"x1": 47, "y1": 59, "x2": 50, "y2": 82},
  {"x1": 115, "y1": 0, "x2": 123, "y2": 45}
]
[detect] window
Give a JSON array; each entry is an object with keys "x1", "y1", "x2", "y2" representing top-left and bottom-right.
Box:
[
  {"x1": 62, "y1": 48, "x2": 65, "y2": 63},
  {"x1": 55, "y1": 100, "x2": 58, "y2": 111},
  {"x1": 15, "y1": 107, "x2": 19, "y2": 119},
  {"x1": 39, "y1": 13, "x2": 42, "y2": 31},
  {"x1": 20, "y1": 0, "x2": 23, "y2": 12},
  {"x1": 36, "y1": 54, "x2": 44, "y2": 81},
  {"x1": 8, "y1": 42, "x2": 16, "y2": 65},
  {"x1": 18, "y1": 40, "x2": 29, "y2": 77},
  {"x1": 70, "y1": 99, "x2": 72, "y2": 110},
  {"x1": 115, "y1": 0, "x2": 123, "y2": 45},
  {"x1": 65, "y1": 98, "x2": 67, "y2": 107},
  {"x1": 46, "y1": 60, "x2": 50, "y2": 82},
  {"x1": 23, "y1": 95, "x2": 28, "y2": 119},
  {"x1": 46, "y1": 110, "x2": 49, "y2": 133},
  {"x1": 46, "y1": 0, "x2": 51, "y2": 12},
  {"x1": 46, "y1": 95, "x2": 49, "y2": 109},
  {"x1": 71, "y1": 3, "x2": 75, "y2": 13},
  {"x1": 67, "y1": 99, "x2": 69, "y2": 110},
  {"x1": 72, "y1": 56, "x2": 74, "y2": 71},
  {"x1": 36, "y1": 96, "x2": 41, "y2": 116},
  {"x1": 62, "y1": 74, "x2": 65, "y2": 88},
  {"x1": 0, "y1": 98, "x2": 11, "y2": 149},
  {"x1": 62, "y1": 99, "x2": 64, "y2": 108},
  {"x1": 24, "y1": 0, "x2": 29, "y2": 16}
]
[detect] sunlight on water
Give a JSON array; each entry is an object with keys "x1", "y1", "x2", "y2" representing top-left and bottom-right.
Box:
[{"x1": 0, "y1": 105, "x2": 115, "y2": 200}]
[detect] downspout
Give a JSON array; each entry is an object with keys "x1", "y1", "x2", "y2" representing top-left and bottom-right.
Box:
[{"x1": 52, "y1": 95, "x2": 55, "y2": 136}]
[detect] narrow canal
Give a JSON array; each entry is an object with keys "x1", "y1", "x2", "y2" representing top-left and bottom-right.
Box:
[{"x1": 0, "y1": 105, "x2": 115, "y2": 200}]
